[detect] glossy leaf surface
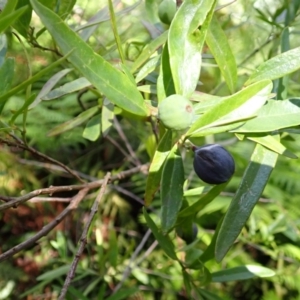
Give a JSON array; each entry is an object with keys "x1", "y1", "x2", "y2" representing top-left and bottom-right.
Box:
[{"x1": 215, "y1": 144, "x2": 278, "y2": 262}]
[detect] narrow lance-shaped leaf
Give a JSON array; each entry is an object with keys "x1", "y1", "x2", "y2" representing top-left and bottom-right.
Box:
[
  {"x1": 42, "y1": 77, "x2": 91, "y2": 101},
  {"x1": 246, "y1": 46, "x2": 300, "y2": 85},
  {"x1": 211, "y1": 265, "x2": 275, "y2": 282},
  {"x1": 143, "y1": 208, "x2": 177, "y2": 260},
  {"x1": 215, "y1": 143, "x2": 278, "y2": 262},
  {"x1": 187, "y1": 80, "x2": 272, "y2": 137},
  {"x1": 0, "y1": 6, "x2": 29, "y2": 34},
  {"x1": 177, "y1": 183, "x2": 227, "y2": 220},
  {"x1": 157, "y1": 42, "x2": 176, "y2": 102},
  {"x1": 47, "y1": 106, "x2": 99, "y2": 137},
  {"x1": 145, "y1": 130, "x2": 173, "y2": 206},
  {"x1": 206, "y1": 15, "x2": 237, "y2": 93},
  {"x1": 246, "y1": 134, "x2": 297, "y2": 159},
  {"x1": 29, "y1": 68, "x2": 73, "y2": 108},
  {"x1": 276, "y1": 27, "x2": 290, "y2": 100},
  {"x1": 161, "y1": 143, "x2": 185, "y2": 233},
  {"x1": 168, "y1": 0, "x2": 217, "y2": 97},
  {"x1": 231, "y1": 99, "x2": 300, "y2": 133},
  {"x1": 131, "y1": 30, "x2": 168, "y2": 74},
  {"x1": 0, "y1": 58, "x2": 15, "y2": 95},
  {"x1": 0, "y1": 35, "x2": 8, "y2": 67},
  {"x1": 30, "y1": 0, "x2": 149, "y2": 117},
  {"x1": 82, "y1": 114, "x2": 101, "y2": 142}
]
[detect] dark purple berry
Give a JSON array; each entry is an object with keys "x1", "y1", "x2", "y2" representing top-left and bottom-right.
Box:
[{"x1": 193, "y1": 144, "x2": 235, "y2": 184}]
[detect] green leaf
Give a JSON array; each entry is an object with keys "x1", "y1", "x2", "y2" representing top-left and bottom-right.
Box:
[
  {"x1": 192, "y1": 93, "x2": 222, "y2": 114},
  {"x1": 135, "y1": 55, "x2": 160, "y2": 84},
  {"x1": 157, "y1": 42, "x2": 176, "y2": 101},
  {"x1": 143, "y1": 208, "x2": 177, "y2": 260},
  {"x1": 206, "y1": 15, "x2": 237, "y2": 93},
  {"x1": 10, "y1": 93, "x2": 36, "y2": 125},
  {"x1": 1, "y1": 0, "x2": 17, "y2": 16},
  {"x1": 29, "y1": 68, "x2": 73, "y2": 108},
  {"x1": 246, "y1": 46, "x2": 300, "y2": 85},
  {"x1": 211, "y1": 265, "x2": 275, "y2": 282},
  {"x1": 200, "y1": 217, "x2": 223, "y2": 263},
  {"x1": 0, "y1": 5, "x2": 28, "y2": 34},
  {"x1": 30, "y1": 0, "x2": 149, "y2": 117},
  {"x1": 145, "y1": 130, "x2": 173, "y2": 206},
  {"x1": 178, "y1": 183, "x2": 227, "y2": 219},
  {"x1": 0, "y1": 34, "x2": 8, "y2": 67},
  {"x1": 42, "y1": 77, "x2": 91, "y2": 100},
  {"x1": 246, "y1": 134, "x2": 298, "y2": 159},
  {"x1": 0, "y1": 58, "x2": 14, "y2": 96},
  {"x1": 12, "y1": 0, "x2": 32, "y2": 37},
  {"x1": 161, "y1": 144, "x2": 184, "y2": 233},
  {"x1": 82, "y1": 114, "x2": 101, "y2": 141},
  {"x1": 276, "y1": 27, "x2": 290, "y2": 100},
  {"x1": 0, "y1": 50, "x2": 73, "y2": 109},
  {"x1": 231, "y1": 99, "x2": 300, "y2": 133},
  {"x1": 168, "y1": 0, "x2": 217, "y2": 97},
  {"x1": 187, "y1": 80, "x2": 273, "y2": 137},
  {"x1": 131, "y1": 31, "x2": 168, "y2": 73},
  {"x1": 101, "y1": 99, "x2": 114, "y2": 137},
  {"x1": 189, "y1": 121, "x2": 246, "y2": 139},
  {"x1": 37, "y1": 264, "x2": 73, "y2": 281},
  {"x1": 47, "y1": 106, "x2": 99, "y2": 137},
  {"x1": 215, "y1": 144, "x2": 278, "y2": 262}
]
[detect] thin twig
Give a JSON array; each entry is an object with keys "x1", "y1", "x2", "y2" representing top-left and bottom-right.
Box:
[
  {"x1": 2, "y1": 135, "x2": 84, "y2": 183},
  {"x1": 29, "y1": 197, "x2": 73, "y2": 203},
  {"x1": 0, "y1": 164, "x2": 148, "y2": 211},
  {"x1": 18, "y1": 158, "x2": 96, "y2": 181},
  {"x1": 105, "y1": 135, "x2": 139, "y2": 166},
  {"x1": 0, "y1": 188, "x2": 89, "y2": 263},
  {"x1": 58, "y1": 173, "x2": 111, "y2": 300},
  {"x1": 112, "y1": 228, "x2": 152, "y2": 293},
  {"x1": 113, "y1": 117, "x2": 141, "y2": 166}
]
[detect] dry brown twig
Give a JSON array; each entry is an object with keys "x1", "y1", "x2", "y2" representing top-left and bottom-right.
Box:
[
  {"x1": 0, "y1": 135, "x2": 84, "y2": 182},
  {"x1": 0, "y1": 188, "x2": 89, "y2": 263},
  {"x1": 58, "y1": 173, "x2": 111, "y2": 300},
  {"x1": 113, "y1": 117, "x2": 142, "y2": 166},
  {"x1": 0, "y1": 164, "x2": 148, "y2": 211}
]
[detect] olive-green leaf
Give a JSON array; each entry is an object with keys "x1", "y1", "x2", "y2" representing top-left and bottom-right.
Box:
[
  {"x1": 211, "y1": 265, "x2": 275, "y2": 282},
  {"x1": 157, "y1": 42, "x2": 176, "y2": 102},
  {"x1": 187, "y1": 80, "x2": 272, "y2": 137},
  {"x1": 168, "y1": 0, "x2": 217, "y2": 97},
  {"x1": 0, "y1": 58, "x2": 14, "y2": 96},
  {"x1": 215, "y1": 144, "x2": 278, "y2": 262},
  {"x1": 246, "y1": 134, "x2": 297, "y2": 159},
  {"x1": 131, "y1": 31, "x2": 168, "y2": 74},
  {"x1": 145, "y1": 130, "x2": 173, "y2": 206},
  {"x1": 12, "y1": 0, "x2": 32, "y2": 38},
  {"x1": 47, "y1": 106, "x2": 99, "y2": 137},
  {"x1": 206, "y1": 15, "x2": 237, "y2": 93},
  {"x1": 30, "y1": 0, "x2": 149, "y2": 117},
  {"x1": 82, "y1": 114, "x2": 101, "y2": 141},
  {"x1": 231, "y1": 99, "x2": 300, "y2": 133},
  {"x1": 29, "y1": 68, "x2": 73, "y2": 108},
  {"x1": 178, "y1": 183, "x2": 227, "y2": 220},
  {"x1": 246, "y1": 46, "x2": 300, "y2": 85},
  {"x1": 143, "y1": 208, "x2": 177, "y2": 260},
  {"x1": 0, "y1": 35, "x2": 8, "y2": 67},
  {"x1": 161, "y1": 144, "x2": 184, "y2": 233},
  {"x1": 42, "y1": 77, "x2": 91, "y2": 100},
  {"x1": 0, "y1": 5, "x2": 28, "y2": 34}
]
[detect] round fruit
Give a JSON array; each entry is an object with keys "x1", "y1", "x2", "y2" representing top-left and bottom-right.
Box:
[
  {"x1": 193, "y1": 144, "x2": 235, "y2": 184},
  {"x1": 158, "y1": 95, "x2": 195, "y2": 131},
  {"x1": 176, "y1": 223, "x2": 198, "y2": 244},
  {"x1": 158, "y1": 0, "x2": 176, "y2": 25}
]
